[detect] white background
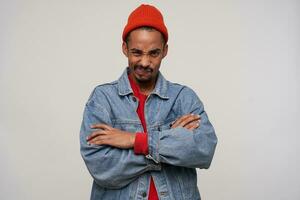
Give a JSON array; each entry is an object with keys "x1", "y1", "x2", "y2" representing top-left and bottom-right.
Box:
[{"x1": 1, "y1": 0, "x2": 299, "y2": 199}]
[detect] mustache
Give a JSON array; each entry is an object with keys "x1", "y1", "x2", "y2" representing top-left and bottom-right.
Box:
[{"x1": 133, "y1": 65, "x2": 153, "y2": 73}]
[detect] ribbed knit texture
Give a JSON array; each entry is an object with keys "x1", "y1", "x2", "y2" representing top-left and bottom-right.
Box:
[{"x1": 122, "y1": 4, "x2": 168, "y2": 43}]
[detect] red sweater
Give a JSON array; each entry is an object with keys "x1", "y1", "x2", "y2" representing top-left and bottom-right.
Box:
[{"x1": 129, "y1": 75, "x2": 159, "y2": 200}]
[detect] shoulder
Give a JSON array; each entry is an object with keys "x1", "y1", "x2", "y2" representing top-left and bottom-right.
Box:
[
  {"x1": 167, "y1": 81, "x2": 199, "y2": 100},
  {"x1": 95, "y1": 80, "x2": 118, "y2": 91},
  {"x1": 87, "y1": 80, "x2": 118, "y2": 103},
  {"x1": 167, "y1": 81, "x2": 204, "y2": 112}
]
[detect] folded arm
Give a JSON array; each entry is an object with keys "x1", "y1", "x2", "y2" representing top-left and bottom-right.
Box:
[
  {"x1": 80, "y1": 93, "x2": 160, "y2": 189},
  {"x1": 147, "y1": 87, "x2": 218, "y2": 169}
]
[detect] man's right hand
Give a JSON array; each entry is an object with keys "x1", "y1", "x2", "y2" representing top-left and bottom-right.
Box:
[{"x1": 171, "y1": 113, "x2": 201, "y2": 131}]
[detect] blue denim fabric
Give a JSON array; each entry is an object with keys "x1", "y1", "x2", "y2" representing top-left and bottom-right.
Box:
[{"x1": 80, "y1": 68, "x2": 217, "y2": 200}]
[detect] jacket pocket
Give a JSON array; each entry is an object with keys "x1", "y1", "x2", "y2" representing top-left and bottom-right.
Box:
[{"x1": 112, "y1": 119, "x2": 143, "y2": 133}]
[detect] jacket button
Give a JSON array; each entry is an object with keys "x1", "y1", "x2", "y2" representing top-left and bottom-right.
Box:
[
  {"x1": 160, "y1": 191, "x2": 168, "y2": 196},
  {"x1": 132, "y1": 97, "x2": 137, "y2": 102},
  {"x1": 142, "y1": 192, "x2": 147, "y2": 197}
]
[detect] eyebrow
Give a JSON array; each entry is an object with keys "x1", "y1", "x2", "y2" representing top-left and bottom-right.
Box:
[
  {"x1": 129, "y1": 48, "x2": 143, "y2": 53},
  {"x1": 129, "y1": 48, "x2": 162, "y2": 53},
  {"x1": 149, "y1": 49, "x2": 161, "y2": 54}
]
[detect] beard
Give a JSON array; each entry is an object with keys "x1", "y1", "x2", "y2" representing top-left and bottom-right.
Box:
[{"x1": 132, "y1": 65, "x2": 154, "y2": 82}]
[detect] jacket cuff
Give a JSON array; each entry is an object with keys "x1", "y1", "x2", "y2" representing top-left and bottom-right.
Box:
[
  {"x1": 134, "y1": 132, "x2": 149, "y2": 155},
  {"x1": 147, "y1": 130, "x2": 160, "y2": 163}
]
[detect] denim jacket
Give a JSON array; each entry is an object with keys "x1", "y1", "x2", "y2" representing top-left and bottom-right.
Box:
[{"x1": 80, "y1": 68, "x2": 217, "y2": 200}]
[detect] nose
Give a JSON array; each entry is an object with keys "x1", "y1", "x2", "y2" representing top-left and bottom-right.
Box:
[{"x1": 140, "y1": 55, "x2": 150, "y2": 67}]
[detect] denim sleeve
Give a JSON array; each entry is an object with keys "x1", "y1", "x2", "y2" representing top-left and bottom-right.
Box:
[
  {"x1": 147, "y1": 87, "x2": 218, "y2": 169},
  {"x1": 80, "y1": 89, "x2": 161, "y2": 189}
]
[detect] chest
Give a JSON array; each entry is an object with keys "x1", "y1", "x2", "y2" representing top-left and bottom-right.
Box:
[{"x1": 109, "y1": 94, "x2": 180, "y2": 133}]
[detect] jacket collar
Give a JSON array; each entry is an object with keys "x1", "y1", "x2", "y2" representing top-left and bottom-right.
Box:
[{"x1": 117, "y1": 67, "x2": 169, "y2": 99}]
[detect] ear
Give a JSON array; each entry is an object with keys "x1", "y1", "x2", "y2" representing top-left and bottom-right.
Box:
[
  {"x1": 162, "y1": 44, "x2": 168, "y2": 59},
  {"x1": 122, "y1": 42, "x2": 129, "y2": 57}
]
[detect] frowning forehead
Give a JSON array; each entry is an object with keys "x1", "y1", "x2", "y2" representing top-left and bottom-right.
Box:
[{"x1": 126, "y1": 28, "x2": 165, "y2": 51}]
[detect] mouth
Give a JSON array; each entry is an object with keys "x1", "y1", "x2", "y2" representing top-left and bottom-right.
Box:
[{"x1": 134, "y1": 65, "x2": 153, "y2": 76}]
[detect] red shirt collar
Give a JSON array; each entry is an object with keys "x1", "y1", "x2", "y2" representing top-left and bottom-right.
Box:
[{"x1": 128, "y1": 74, "x2": 147, "y2": 98}]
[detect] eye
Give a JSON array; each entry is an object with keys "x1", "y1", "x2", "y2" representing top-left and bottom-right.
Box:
[
  {"x1": 149, "y1": 51, "x2": 160, "y2": 57},
  {"x1": 131, "y1": 51, "x2": 142, "y2": 57}
]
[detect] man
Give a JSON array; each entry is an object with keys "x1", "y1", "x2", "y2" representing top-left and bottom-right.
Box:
[{"x1": 80, "y1": 4, "x2": 217, "y2": 200}]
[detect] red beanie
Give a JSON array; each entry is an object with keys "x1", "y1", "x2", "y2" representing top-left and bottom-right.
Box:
[{"x1": 122, "y1": 4, "x2": 168, "y2": 43}]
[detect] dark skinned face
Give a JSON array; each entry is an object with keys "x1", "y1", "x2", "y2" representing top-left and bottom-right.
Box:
[{"x1": 122, "y1": 29, "x2": 168, "y2": 87}]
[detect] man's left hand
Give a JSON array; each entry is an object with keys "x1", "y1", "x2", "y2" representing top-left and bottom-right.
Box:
[{"x1": 86, "y1": 124, "x2": 136, "y2": 149}]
